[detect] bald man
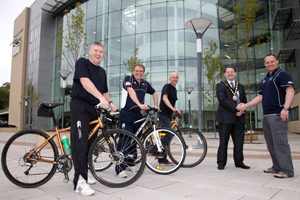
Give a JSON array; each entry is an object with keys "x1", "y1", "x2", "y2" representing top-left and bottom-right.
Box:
[{"x1": 148, "y1": 72, "x2": 181, "y2": 164}]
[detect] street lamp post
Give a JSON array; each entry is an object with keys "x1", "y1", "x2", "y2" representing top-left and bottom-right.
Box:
[
  {"x1": 184, "y1": 87, "x2": 194, "y2": 138},
  {"x1": 58, "y1": 70, "x2": 72, "y2": 129},
  {"x1": 23, "y1": 96, "x2": 29, "y2": 130},
  {"x1": 185, "y1": 18, "x2": 212, "y2": 133},
  {"x1": 185, "y1": 87, "x2": 194, "y2": 128}
]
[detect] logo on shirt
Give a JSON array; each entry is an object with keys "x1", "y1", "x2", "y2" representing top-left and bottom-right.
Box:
[
  {"x1": 142, "y1": 83, "x2": 145, "y2": 86},
  {"x1": 134, "y1": 81, "x2": 137, "y2": 84},
  {"x1": 125, "y1": 81, "x2": 131, "y2": 86},
  {"x1": 269, "y1": 77, "x2": 273, "y2": 81}
]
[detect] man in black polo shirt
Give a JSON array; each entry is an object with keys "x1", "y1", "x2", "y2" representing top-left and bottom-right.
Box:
[
  {"x1": 70, "y1": 42, "x2": 117, "y2": 195},
  {"x1": 116, "y1": 64, "x2": 159, "y2": 178},
  {"x1": 148, "y1": 72, "x2": 181, "y2": 164},
  {"x1": 244, "y1": 54, "x2": 295, "y2": 178}
]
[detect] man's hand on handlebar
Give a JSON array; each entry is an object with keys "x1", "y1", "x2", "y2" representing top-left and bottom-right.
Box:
[
  {"x1": 99, "y1": 97, "x2": 109, "y2": 109},
  {"x1": 175, "y1": 110, "x2": 182, "y2": 118},
  {"x1": 109, "y1": 103, "x2": 117, "y2": 112},
  {"x1": 138, "y1": 104, "x2": 149, "y2": 111},
  {"x1": 174, "y1": 109, "x2": 181, "y2": 115},
  {"x1": 154, "y1": 105, "x2": 160, "y2": 112}
]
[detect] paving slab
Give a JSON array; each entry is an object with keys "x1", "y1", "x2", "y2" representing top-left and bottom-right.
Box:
[{"x1": 0, "y1": 131, "x2": 300, "y2": 200}]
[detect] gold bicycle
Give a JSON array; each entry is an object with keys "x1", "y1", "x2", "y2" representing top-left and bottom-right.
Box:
[{"x1": 1, "y1": 102, "x2": 146, "y2": 188}]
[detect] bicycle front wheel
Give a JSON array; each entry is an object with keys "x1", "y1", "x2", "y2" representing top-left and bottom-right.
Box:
[
  {"x1": 144, "y1": 127, "x2": 186, "y2": 175},
  {"x1": 88, "y1": 129, "x2": 146, "y2": 188},
  {"x1": 175, "y1": 128, "x2": 207, "y2": 168},
  {"x1": 1, "y1": 130, "x2": 59, "y2": 188}
]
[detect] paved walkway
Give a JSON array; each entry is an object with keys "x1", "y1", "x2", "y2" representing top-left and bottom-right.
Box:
[{"x1": 0, "y1": 131, "x2": 300, "y2": 200}]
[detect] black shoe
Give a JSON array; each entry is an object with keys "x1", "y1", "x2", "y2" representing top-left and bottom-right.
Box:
[
  {"x1": 217, "y1": 165, "x2": 224, "y2": 170},
  {"x1": 236, "y1": 163, "x2": 250, "y2": 169}
]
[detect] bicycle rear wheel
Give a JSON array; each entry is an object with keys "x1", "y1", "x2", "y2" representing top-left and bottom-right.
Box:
[
  {"x1": 88, "y1": 129, "x2": 146, "y2": 188},
  {"x1": 144, "y1": 127, "x2": 185, "y2": 174},
  {"x1": 175, "y1": 128, "x2": 207, "y2": 168},
  {"x1": 1, "y1": 130, "x2": 59, "y2": 188}
]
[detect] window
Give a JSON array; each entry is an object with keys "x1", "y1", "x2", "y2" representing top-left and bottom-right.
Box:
[{"x1": 290, "y1": 106, "x2": 299, "y2": 121}]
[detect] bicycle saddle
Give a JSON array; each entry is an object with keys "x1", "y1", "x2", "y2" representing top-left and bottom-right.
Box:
[{"x1": 40, "y1": 102, "x2": 64, "y2": 109}]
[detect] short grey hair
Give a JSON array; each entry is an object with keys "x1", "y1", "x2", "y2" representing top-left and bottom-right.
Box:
[
  {"x1": 133, "y1": 64, "x2": 145, "y2": 72},
  {"x1": 89, "y1": 42, "x2": 105, "y2": 51}
]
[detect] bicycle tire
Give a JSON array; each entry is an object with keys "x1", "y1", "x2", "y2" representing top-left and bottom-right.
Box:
[
  {"x1": 88, "y1": 129, "x2": 146, "y2": 188},
  {"x1": 1, "y1": 129, "x2": 59, "y2": 188},
  {"x1": 174, "y1": 128, "x2": 207, "y2": 168},
  {"x1": 144, "y1": 127, "x2": 186, "y2": 175}
]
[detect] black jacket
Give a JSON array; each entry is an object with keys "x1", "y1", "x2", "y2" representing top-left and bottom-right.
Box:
[{"x1": 216, "y1": 81, "x2": 247, "y2": 125}]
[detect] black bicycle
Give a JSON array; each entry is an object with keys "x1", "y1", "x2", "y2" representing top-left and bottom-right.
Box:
[{"x1": 170, "y1": 113, "x2": 207, "y2": 168}]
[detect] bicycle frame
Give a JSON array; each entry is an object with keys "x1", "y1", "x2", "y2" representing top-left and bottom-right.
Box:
[
  {"x1": 170, "y1": 118, "x2": 179, "y2": 129},
  {"x1": 26, "y1": 115, "x2": 106, "y2": 165},
  {"x1": 133, "y1": 109, "x2": 163, "y2": 152}
]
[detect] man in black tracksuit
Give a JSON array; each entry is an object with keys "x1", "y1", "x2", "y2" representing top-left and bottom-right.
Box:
[{"x1": 70, "y1": 42, "x2": 116, "y2": 196}]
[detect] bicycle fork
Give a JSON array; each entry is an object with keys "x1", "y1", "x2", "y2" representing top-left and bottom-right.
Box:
[{"x1": 152, "y1": 125, "x2": 163, "y2": 152}]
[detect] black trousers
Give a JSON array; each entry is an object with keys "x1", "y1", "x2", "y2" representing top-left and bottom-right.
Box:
[
  {"x1": 70, "y1": 99, "x2": 97, "y2": 189},
  {"x1": 116, "y1": 109, "x2": 143, "y2": 173},
  {"x1": 217, "y1": 118, "x2": 245, "y2": 166}
]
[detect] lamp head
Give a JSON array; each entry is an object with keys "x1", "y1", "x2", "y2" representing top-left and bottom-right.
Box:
[
  {"x1": 184, "y1": 87, "x2": 194, "y2": 93},
  {"x1": 185, "y1": 18, "x2": 212, "y2": 32},
  {"x1": 58, "y1": 70, "x2": 72, "y2": 80}
]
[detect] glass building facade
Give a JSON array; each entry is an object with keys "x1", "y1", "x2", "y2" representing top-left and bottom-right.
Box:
[
  {"x1": 20, "y1": 0, "x2": 299, "y2": 132},
  {"x1": 52, "y1": 0, "x2": 224, "y2": 131}
]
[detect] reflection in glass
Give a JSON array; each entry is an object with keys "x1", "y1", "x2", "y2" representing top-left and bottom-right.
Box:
[
  {"x1": 136, "y1": 5, "x2": 150, "y2": 34},
  {"x1": 151, "y1": 3, "x2": 167, "y2": 32},
  {"x1": 151, "y1": 31, "x2": 167, "y2": 61},
  {"x1": 86, "y1": 0, "x2": 97, "y2": 19},
  {"x1": 167, "y1": 1, "x2": 184, "y2": 30},
  {"x1": 108, "y1": 11, "x2": 122, "y2": 39},
  {"x1": 122, "y1": 5, "x2": 136, "y2": 36}
]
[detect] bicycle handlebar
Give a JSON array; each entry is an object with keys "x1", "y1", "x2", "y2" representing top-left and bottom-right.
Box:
[
  {"x1": 145, "y1": 106, "x2": 159, "y2": 113},
  {"x1": 175, "y1": 112, "x2": 182, "y2": 119},
  {"x1": 95, "y1": 103, "x2": 112, "y2": 113}
]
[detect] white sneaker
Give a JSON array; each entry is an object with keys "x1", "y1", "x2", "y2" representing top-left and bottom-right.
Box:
[
  {"x1": 75, "y1": 179, "x2": 95, "y2": 196},
  {"x1": 87, "y1": 175, "x2": 96, "y2": 185},
  {"x1": 118, "y1": 171, "x2": 127, "y2": 178},
  {"x1": 127, "y1": 166, "x2": 138, "y2": 173}
]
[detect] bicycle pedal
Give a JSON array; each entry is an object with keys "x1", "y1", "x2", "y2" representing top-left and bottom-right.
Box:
[{"x1": 155, "y1": 166, "x2": 164, "y2": 170}]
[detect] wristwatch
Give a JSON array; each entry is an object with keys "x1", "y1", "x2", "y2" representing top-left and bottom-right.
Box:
[{"x1": 283, "y1": 106, "x2": 289, "y2": 111}]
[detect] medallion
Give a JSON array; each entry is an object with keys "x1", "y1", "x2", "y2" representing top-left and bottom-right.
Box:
[{"x1": 222, "y1": 81, "x2": 239, "y2": 101}]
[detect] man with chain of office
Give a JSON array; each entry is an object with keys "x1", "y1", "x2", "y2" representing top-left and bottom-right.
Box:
[{"x1": 216, "y1": 66, "x2": 249, "y2": 170}]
